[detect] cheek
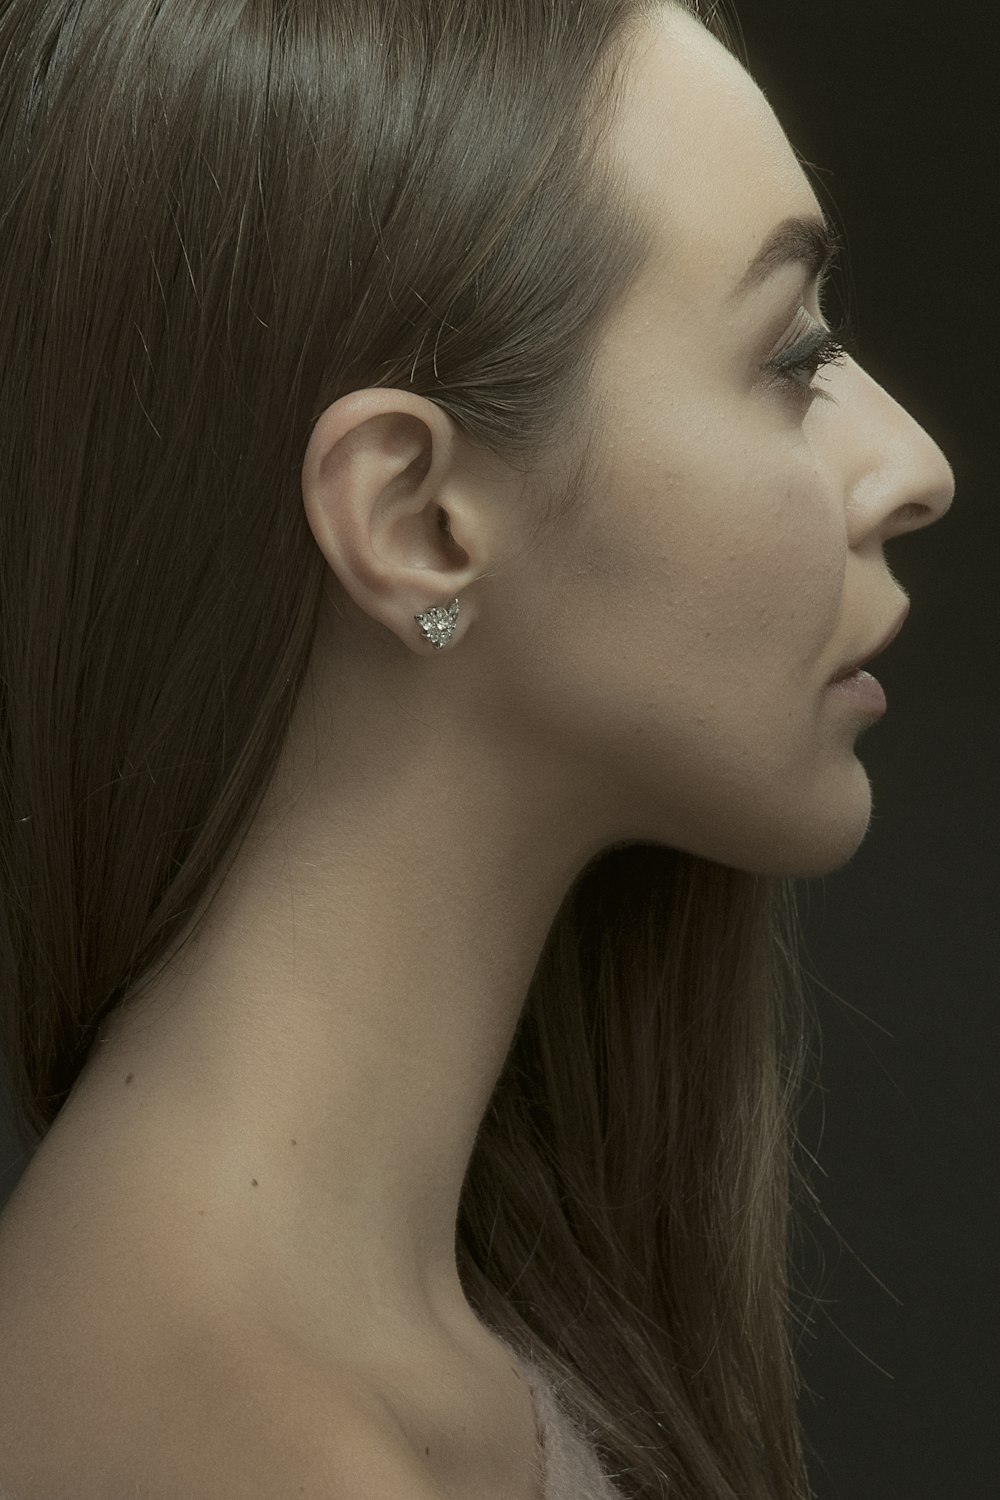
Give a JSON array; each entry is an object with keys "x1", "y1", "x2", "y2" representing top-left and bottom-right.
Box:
[
  {"x1": 489, "y1": 446, "x2": 866, "y2": 877},
  {"x1": 584, "y1": 430, "x2": 845, "y2": 691},
  {"x1": 534, "y1": 442, "x2": 842, "y2": 771},
  {"x1": 489, "y1": 368, "x2": 870, "y2": 870}
]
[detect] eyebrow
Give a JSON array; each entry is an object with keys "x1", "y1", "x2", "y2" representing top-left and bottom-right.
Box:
[{"x1": 729, "y1": 215, "x2": 842, "y2": 301}]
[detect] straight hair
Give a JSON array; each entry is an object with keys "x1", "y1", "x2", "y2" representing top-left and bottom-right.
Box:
[{"x1": 0, "y1": 2, "x2": 819, "y2": 1495}]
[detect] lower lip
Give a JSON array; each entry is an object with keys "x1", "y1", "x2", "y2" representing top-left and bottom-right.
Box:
[{"x1": 828, "y1": 669, "x2": 888, "y2": 715}]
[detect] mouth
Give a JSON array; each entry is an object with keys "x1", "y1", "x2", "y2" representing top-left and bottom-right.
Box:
[{"x1": 830, "y1": 603, "x2": 911, "y2": 684}]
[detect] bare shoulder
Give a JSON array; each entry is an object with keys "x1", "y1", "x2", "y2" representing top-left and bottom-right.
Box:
[
  {"x1": 0, "y1": 1267, "x2": 443, "y2": 1500},
  {"x1": 0, "y1": 1349, "x2": 445, "y2": 1500},
  {"x1": 0, "y1": 1161, "x2": 449, "y2": 1499}
]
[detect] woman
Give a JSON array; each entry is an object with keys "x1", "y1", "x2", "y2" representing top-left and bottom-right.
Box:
[{"x1": 0, "y1": 1, "x2": 954, "y2": 1497}]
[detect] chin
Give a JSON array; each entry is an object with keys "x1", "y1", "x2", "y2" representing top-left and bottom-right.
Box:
[{"x1": 756, "y1": 799, "x2": 876, "y2": 881}]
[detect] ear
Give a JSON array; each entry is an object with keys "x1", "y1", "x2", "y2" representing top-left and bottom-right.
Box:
[{"x1": 301, "y1": 389, "x2": 507, "y2": 654}]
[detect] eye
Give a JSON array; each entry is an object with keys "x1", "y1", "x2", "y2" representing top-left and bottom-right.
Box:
[{"x1": 764, "y1": 318, "x2": 855, "y2": 406}]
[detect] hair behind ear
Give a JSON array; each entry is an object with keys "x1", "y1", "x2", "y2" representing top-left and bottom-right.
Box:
[{"x1": 0, "y1": 4, "x2": 815, "y2": 1497}]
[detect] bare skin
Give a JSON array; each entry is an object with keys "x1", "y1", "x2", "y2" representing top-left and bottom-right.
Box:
[{"x1": 0, "y1": 6, "x2": 954, "y2": 1498}]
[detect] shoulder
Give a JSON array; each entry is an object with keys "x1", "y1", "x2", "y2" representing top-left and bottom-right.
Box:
[
  {"x1": 0, "y1": 1362, "x2": 446, "y2": 1500},
  {"x1": 0, "y1": 1273, "x2": 443, "y2": 1500},
  {"x1": 0, "y1": 1193, "x2": 445, "y2": 1499}
]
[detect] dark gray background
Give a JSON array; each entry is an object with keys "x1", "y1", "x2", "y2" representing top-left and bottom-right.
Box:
[
  {"x1": 738, "y1": 1, "x2": 998, "y2": 1496},
  {"x1": 2, "y1": 3, "x2": 996, "y2": 1496}
]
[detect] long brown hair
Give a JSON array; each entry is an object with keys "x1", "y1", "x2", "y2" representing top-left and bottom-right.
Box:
[{"x1": 0, "y1": 2, "x2": 821, "y2": 1495}]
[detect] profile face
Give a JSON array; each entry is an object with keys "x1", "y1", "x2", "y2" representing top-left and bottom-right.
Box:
[{"x1": 501, "y1": 4, "x2": 955, "y2": 880}]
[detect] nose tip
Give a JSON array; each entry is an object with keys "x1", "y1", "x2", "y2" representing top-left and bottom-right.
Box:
[
  {"x1": 893, "y1": 427, "x2": 956, "y2": 537},
  {"x1": 938, "y1": 455, "x2": 957, "y2": 518}
]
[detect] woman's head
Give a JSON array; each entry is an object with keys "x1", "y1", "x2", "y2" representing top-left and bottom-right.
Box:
[
  {"x1": 0, "y1": 3, "x2": 954, "y2": 1498},
  {"x1": 297, "y1": 3, "x2": 953, "y2": 893}
]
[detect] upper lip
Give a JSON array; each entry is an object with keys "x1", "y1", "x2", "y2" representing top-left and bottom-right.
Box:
[{"x1": 831, "y1": 603, "x2": 911, "y2": 682}]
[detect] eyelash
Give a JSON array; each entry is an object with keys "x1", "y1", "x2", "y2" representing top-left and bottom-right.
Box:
[{"x1": 765, "y1": 320, "x2": 854, "y2": 404}]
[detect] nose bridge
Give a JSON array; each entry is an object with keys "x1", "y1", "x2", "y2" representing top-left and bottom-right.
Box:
[{"x1": 843, "y1": 361, "x2": 956, "y2": 532}]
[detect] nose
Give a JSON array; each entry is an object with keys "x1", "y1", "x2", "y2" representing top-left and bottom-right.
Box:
[{"x1": 843, "y1": 364, "x2": 956, "y2": 541}]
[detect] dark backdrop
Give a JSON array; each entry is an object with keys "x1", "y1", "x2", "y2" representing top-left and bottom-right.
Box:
[
  {"x1": 737, "y1": 1, "x2": 999, "y2": 1496},
  {"x1": 1, "y1": 3, "x2": 996, "y2": 1497}
]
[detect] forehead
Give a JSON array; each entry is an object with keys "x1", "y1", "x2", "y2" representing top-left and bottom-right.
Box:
[{"x1": 616, "y1": 7, "x2": 823, "y2": 301}]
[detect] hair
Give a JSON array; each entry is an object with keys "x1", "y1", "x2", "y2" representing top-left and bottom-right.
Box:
[{"x1": 0, "y1": 2, "x2": 824, "y2": 1496}]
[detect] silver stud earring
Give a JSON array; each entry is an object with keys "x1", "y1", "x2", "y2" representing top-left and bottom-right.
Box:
[{"x1": 414, "y1": 596, "x2": 461, "y2": 651}]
